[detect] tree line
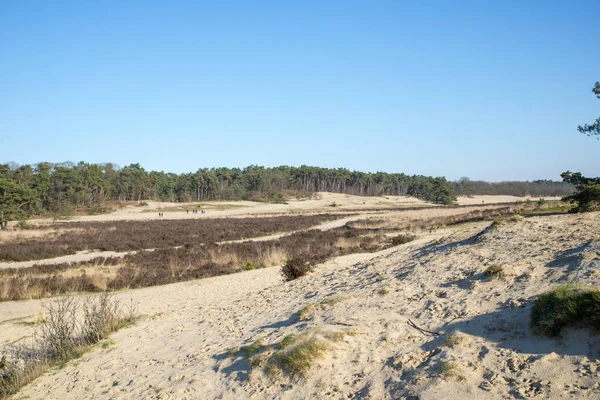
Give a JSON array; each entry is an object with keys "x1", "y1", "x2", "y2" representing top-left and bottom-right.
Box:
[{"x1": 0, "y1": 161, "x2": 572, "y2": 224}]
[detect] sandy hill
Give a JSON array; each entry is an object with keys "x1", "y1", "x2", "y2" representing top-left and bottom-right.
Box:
[{"x1": 3, "y1": 212, "x2": 599, "y2": 399}]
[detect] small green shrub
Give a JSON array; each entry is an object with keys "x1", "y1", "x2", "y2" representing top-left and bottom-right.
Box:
[
  {"x1": 243, "y1": 338, "x2": 264, "y2": 356},
  {"x1": 442, "y1": 333, "x2": 464, "y2": 347},
  {"x1": 17, "y1": 220, "x2": 30, "y2": 230},
  {"x1": 536, "y1": 198, "x2": 546, "y2": 209},
  {"x1": 485, "y1": 263, "x2": 504, "y2": 279},
  {"x1": 137, "y1": 201, "x2": 148, "y2": 207},
  {"x1": 280, "y1": 334, "x2": 297, "y2": 349},
  {"x1": 244, "y1": 261, "x2": 255, "y2": 271},
  {"x1": 531, "y1": 285, "x2": 600, "y2": 336},
  {"x1": 330, "y1": 201, "x2": 337, "y2": 207}
]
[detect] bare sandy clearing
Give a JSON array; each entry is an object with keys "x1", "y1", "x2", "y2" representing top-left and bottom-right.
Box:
[
  {"x1": 2, "y1": 212, "x2": 599, "y2": 399},
  {"x1": 456, "y1": 195, "x2": 561, "y2": 205},
  {"x1": 19, "y1": 193, "x2": 550, "y2": 226}
]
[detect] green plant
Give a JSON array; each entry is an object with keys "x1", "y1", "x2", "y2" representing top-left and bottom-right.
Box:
[
  {"x1": 17, "y1": 220, "x2": 30, "y2": 230},
  {"x1": 330, "y1": 201, "x2": 337, "y2": 207},
  {"x1": 280, "y1": 334, "x2": 297, "y2": 349},
  {"x1": 243, "y1": 338, "x2": 264, "y2": 356},
  {"x1": 442, "y1": 333, "x2": 464, "y2": 347},
  {"x1": 561, "y1": 171, "x2": 600, "y2": 213},
  {"x1": 227, "y1": 347, "x2": 240, "y2": 358},
  {"x1": 266, "y1": 336, "x2": 329, "y2": 377},
  {"x1": 531, "y1": 285, "x2": 600, "y2": 336},
  {"x1": 536, "y1": 198, "x2": 546, "y2": 209},
  {"x1": 485, "y1": 264, "x2": 504, "y2": 279},
  {"x1": 298, "y1": 304, "x2": 316, "y2": 321},
  {"x1": 438, "y1": 360, "x2": 464, "y2": 380},
  {"x1": 137, "y1": 201, "x2": 148, "y2": 207},
  {"x1": 244, "y1": 261, "x2": 255, "y2": 271}
]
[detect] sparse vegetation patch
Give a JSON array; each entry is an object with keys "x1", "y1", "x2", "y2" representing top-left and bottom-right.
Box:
[
  {"x1": 485, "y1": 264, "x2": 504, "y2": 279},
  {"x1": 531, "y1": 285, "x2": 600, "y2": 337},
  {"x1": 0, "y1": 293, "x2": 137, "y2": 398}
]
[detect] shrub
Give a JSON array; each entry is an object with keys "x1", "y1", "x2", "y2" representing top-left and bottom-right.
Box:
[
  {"x1": 244, "y1": 261, "x2": 255, "y2": 271},
  {"x1": 391, "y1": 234, "x2": 417, "y2": 246},
  {"x1": 536, "y1": 198, "x2": 546, "y2": 209},
  {"x1": 531, "y1": 285, "x2": 600, "y2": 336},
  {"x1": 442, "y1": 333, "x2": 464, "y2": 347},
  {"x1": 330, "y1": 201, "x2": 337, "y2": 207},
  {"x1": 485, "y1": 264, "x2": 504, "y2": 279},
  {"x1": 266, "y1": 336, "x2": 329, "y2": 377},
  {"x1": 0, "y1": 294, "x2": 136, "y2": 398},
  {"x1": 281, "y1": 256, "x2": 314, "y2": 281},
  {"x1": 17, "y1": 220, "x2": 30, "y2": 230},
  {"x1": 438, "y1": 360, "x2": 464, "y2": 380},
  {"x1": 243, "y1": 338, "x2": 264, "y2": 356}
]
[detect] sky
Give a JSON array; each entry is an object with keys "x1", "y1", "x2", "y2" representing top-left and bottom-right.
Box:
[{"x1": 1, "y1": 1, "x2": 599, "y2": 182}]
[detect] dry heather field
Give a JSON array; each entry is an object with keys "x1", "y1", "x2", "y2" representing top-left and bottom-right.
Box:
[{"x1": 1, "y1": 197, "x2": 597, "y2": 399}]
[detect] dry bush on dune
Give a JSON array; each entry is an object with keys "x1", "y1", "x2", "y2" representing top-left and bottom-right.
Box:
[
  {"x1": 0, "y1": 293, "x2": 136, "y2": 398},
  {"x1": 281, "y1": 256, "x2": 314, "y2": 281}
]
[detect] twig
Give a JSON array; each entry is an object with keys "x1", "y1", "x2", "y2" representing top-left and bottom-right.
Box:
[{"x1": 407, "y1": 319, "x2": 441, "y2": 336}]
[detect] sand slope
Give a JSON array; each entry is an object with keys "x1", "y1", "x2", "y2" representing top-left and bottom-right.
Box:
[{"x1": 2, "y1": 212, "x2": 599, "y2": 399}]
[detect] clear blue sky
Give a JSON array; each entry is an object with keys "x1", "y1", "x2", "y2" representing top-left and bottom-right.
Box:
[{"x1": 1, "y1": 1, "x2": 598, "y2": 181}]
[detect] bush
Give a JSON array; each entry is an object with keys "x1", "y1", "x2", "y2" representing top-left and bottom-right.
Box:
[
  {"x1": 391, "y1": 234, "x2": 417, "y2": 246},
  {"x1": 0, "y1": 294, "x2": 136, "y2": 398},
  {"x1": 17, "y1": 220, "x2": 30, "y2": 230},
  {"x1": 244, "y1": 261, "x2": 255, "y2": 271},
  {"x1": 485, "y1": 264, "x2": 504, "y2": 279},
  {"x1": 281, "y1": 256, "x2": 314, "y2": 281},
  {"x1": 531, "y1": 285, "x2": 600, "y2": 336}
]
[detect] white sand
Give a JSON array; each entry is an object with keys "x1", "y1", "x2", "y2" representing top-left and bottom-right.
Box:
[
  {"x1": 2, "y1": 212, "x2": 599, "y2": 399},
  {"x1": 20, "y1": 193, "x2": 557, "y2": 226}
]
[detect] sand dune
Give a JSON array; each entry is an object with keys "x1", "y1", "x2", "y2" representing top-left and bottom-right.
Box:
[{"x1": 2, "y1": 212, "x2": 599, "y2": 399}]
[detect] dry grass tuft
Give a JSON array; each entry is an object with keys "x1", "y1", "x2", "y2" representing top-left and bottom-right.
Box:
[
  {"x1": 531, "y1": 285, "x2": 600, "y2": 337},
  {"x1": 438, "y1": 360, "x2": 464, "y2": 381},
  {"x1": 442, "y1": 332, "x2": 465, "y2": 347},
  {"x1": 0, "y1": 293, "x2": 137, "y2": 398},
  {"x1": 485, "y1": 264, "x2": 504, "y2": 279}
]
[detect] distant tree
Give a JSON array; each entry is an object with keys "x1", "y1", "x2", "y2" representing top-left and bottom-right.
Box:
[
  {"x1": 578, "y1": 81, "x2": 600, "y2": 138},
  {"x1": 0, "y1": 177, "x2": 35, "y2": 228}
]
